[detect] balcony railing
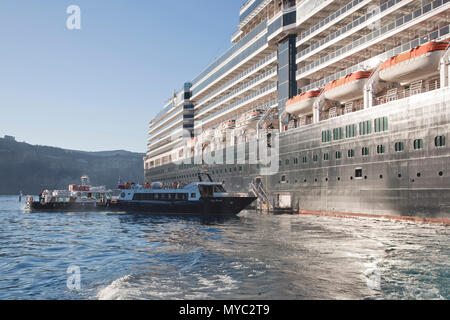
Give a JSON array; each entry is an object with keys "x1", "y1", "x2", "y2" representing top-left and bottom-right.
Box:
[
  {"x1": 200, "y1": 82, "x2": 277, "y2": 125},
  {"x1": 296, "y1": 0, "x2": 401, "y2": 61},
  {"x1": 197, "y1": 67, "x2": 277, "y2": 117},
  {"x1": 296, "y1": 0, "x2": 449, "y2": 79},
  {"x1": 299, "y1": 22, "x2": 450, "y2": 93},
  {"x1": 195, "y1": 52, "x2": 277, "y2": 108}
]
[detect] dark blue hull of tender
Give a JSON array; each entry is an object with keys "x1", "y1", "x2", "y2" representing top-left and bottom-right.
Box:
[{"x1": 107, "y1": 197, "x2": 256, "y2": 216}]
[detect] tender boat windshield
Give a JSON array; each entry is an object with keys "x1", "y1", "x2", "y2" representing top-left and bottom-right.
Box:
[{"x1": 214, "y1": 185, "x2": 226, "y2": 193}]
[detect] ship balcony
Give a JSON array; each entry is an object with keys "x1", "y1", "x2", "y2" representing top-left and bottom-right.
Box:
[
  {"x1": 295, "y1": 0, "x2": 450, "y2": 82},
  {"x1": 297, "y1": 21, "x2": 450, "y2": 95},
  {"x1": 295, "y1": 0, "x2": 412, "y2": 65},
  {"x1": 194, "y1": 52, "x2": 277, "y2": 110},
  {"x1": 196, "y1": 82, "x2": 278, "y2": 129},
  {"x1": 295, "y1": 0, "x2": 372, "y2": 50},
  {"x1": 195, "y1": 67, "x2": 277, "y2": 119}
]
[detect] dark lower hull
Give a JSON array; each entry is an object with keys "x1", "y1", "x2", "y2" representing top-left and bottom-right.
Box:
[
  {"x1": 26, "y1": 201, "x2": 106, "y2": 212},
  {"x1": 107, "y1": 197, "x2": 256, "y2": 216}
]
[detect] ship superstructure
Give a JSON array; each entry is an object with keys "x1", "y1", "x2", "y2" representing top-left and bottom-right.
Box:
[{"x1": 145, "y1": 0, "x2": 450, "y2": 220}]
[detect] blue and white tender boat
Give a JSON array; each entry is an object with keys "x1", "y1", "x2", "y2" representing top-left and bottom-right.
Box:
[{"x1": 109, "y1": 179, "x2": 256, "y2": 216}]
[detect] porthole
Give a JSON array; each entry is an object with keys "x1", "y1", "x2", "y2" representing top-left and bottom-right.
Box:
[
  {"x1": 439, "y1": 171, "x2": 444, "y2": 176},
  {"x1": 417, "y1": 173, "x2": 421, "y2": 177},
  {"x1": 398, "y1": 173, "x2": 402, "y2": 178},
  {"x1": 337, "y1": 177, "x2": 341, "y2": 181},
  {"x1": 379, "y1": 175, "x2": 383, "y2": 179}
]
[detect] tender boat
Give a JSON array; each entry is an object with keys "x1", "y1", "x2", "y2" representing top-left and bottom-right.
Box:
[
  {"x1": 324, "y1": 71, "x2": 372, "y2": 103},
  {"x1": 108, "y1": 174, "x2": 256, "y2": 216},
  {"x1": 286, "y1": 90, "x2": 321, "y2": 116},
  {"x1": 25, "y1": 176, "x2": 116, "y2": 212},
  {"x1": 379, "y1": 41, "x2": 448, "y2": 83}
]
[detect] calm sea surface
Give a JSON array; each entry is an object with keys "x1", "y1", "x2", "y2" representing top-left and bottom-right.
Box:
[{"x1": 0, "y1": 195, "x2": 448, "y2": 300}]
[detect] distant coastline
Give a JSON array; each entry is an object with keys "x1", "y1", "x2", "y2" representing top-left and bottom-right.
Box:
[{"x1": 0, "y1": 135, "x2": 144, "y2": 195}]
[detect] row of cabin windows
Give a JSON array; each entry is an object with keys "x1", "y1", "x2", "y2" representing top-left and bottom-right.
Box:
[
  {"x1": 133, "y1": 193, "x2": 189, "y2": 201},
  {"x1": 283, "y1": 136, "x2": 446, "y2": 164},
  {"x1": 281, "y1": 170, "x2": 445, "y2": 184},
  {"x1": 322, "y1": 117, "x2": 388, "y2": 143},
  {"x1": 165, "y1": 136, "x2": 446, "y2": 178}
]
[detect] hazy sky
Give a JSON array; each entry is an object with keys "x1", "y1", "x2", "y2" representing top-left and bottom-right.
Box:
[{"x1": 0, "y1": 0, "x2": 242, "y2": 152}]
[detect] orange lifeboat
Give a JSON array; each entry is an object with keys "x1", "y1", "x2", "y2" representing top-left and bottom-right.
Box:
[
  {"x1": 324, "y1": 71, "x2": 372, "y2": 103},
  {"x1": 237, "y1": 110, "x2": 264, "y2": 129},
  {"x1": 379, "y1": 41, "x2": 448, "y2": 83},
  {"x1": 285, "y1": 90, "x2": 321, "y2": 116}
]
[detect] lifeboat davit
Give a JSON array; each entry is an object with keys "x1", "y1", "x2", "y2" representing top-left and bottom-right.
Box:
[
  {"x1": 379, "y1": 41, "x2": 448, "y2": 83},
  {"x1": 324, "y1": 71, "x2": 372, "y2": 103},
  {"x1": 285, "y1": 90, "x2": 321, "y2": 116},
  {"x1": 215, "y1": 120, "x2": 235, "y2": 139},
  {"x1": 237, "y1": 110, "x2": 264, "y2": 130},
  {"x1": 199, "y1": 129, "x2": 214, "y2": 145}
]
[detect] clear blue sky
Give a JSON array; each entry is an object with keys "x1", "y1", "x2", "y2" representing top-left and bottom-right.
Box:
[{"x1": 0, "y1": 0, "x2": 242, "y2": 152}]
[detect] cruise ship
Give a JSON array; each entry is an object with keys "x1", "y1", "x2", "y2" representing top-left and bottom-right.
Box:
[{"x1": 144, "y1": 0, "x2": 450, "y2": 222}]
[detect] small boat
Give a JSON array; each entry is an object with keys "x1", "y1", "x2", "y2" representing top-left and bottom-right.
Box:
[
  {"x1": 379, "y1": 41, "x2": 448, "y2": 83},
  {"x1": 324, "y1": 71, "x2": 372, "y2": 103},
  {"x1": 108, "y1": 174, "x2": 256, "y2": 216},
  {"x1": 25, "y1": 176, "x2": 116, "y2": 212},
  {"x1": 286, "y1": 90, "x2": 321, "y2": 116}
]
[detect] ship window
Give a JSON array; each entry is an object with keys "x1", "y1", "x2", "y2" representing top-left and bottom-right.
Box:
[
  {"x1": 395, "y1": 142, "x2": 404, "y2": 152},
  {"x1": 322, "y1": 130, "x2": 332, "y2": 142},
  {"x1": 435, "y1": 136, "x2": 445, "y2": 147},
  {"x1": 281, "y1": 175, "x2": 286, "y2": 182},
  {"x1": 302, "y1": 157, "x2": 307, "y2": 163},
  {"x1": 333, "y1": 127, "x2": 344, "y2": 140},
  {"x1": 377, "y1": 145, "x2": 385, "y2": 154},
  {"x1": 285, "y1": 159, "x2": 290, "y2": 165},
  {"x1": 191, "y1": 193, "x2": 196, "y2": 198},
  {"x1": 355, "y1": 169, "x2": 363, "y2": 178},
  {"x1": 346, "y1": 124, "x2": 357, "y2": 138},
  {"x1": 348, "y1": 149, "x2": 355, "y2": 158},
  {"x1": 413, "y1": 139, "x2": 424, "y2": 150},
  {"x1": 359, "y1": 121, "x2": 372, "y2": 135},
  {"x1": 336, "y1": 151, "x2": 342, "y2": 159},
  {"x1": 362, "y1": 147, "x2": 369, "y2": 156},
  {"x1": 313, "y1": 155, "x2": 318, "y2": 162},
  {"x1": 323, "y1": 153, "x2": 329, "y2": 161},
  {"x1": 375, "y1": 117, "x2": 389, "y2": 132}
]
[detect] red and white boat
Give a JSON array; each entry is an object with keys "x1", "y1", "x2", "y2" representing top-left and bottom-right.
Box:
[
  {"x1": 324, "y1": 71, "x2": 372, "y2": 103},
  {"x1": 286, "y1": 90, "x2": 321, "y2": 116},
  {"x1": 379, "y1": 41, "x2": 448, "y2": 83}
]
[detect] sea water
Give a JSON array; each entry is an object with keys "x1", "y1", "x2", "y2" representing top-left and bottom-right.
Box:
[{"x1": 0, "y1": 195, "x2": 448, "y2": 300}]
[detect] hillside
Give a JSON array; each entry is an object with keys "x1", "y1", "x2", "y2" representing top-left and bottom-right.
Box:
[{"x1": 0, "y1": 137, "x2": 144, "y2": 195}]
